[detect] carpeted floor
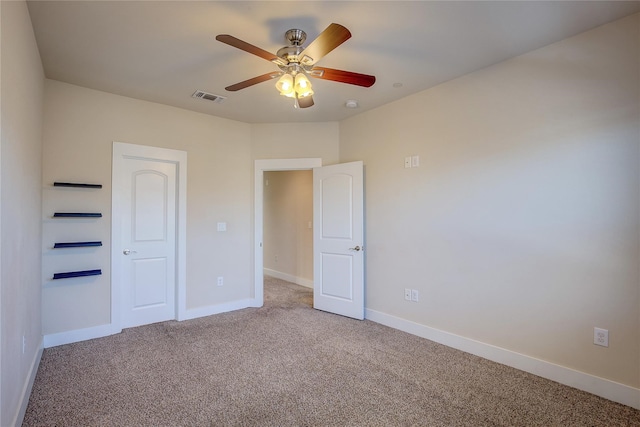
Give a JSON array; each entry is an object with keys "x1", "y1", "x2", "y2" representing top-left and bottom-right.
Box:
[{"x1": 24, "y1": 277, "x2": 640, "y2": 426}]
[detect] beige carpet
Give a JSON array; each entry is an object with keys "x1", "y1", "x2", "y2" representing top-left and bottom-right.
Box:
[{"x1": 24, "y1": 277, "x2": 640, "y2": 426}]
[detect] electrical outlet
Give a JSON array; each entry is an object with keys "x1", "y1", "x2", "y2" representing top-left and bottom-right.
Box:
[
  {"x1": 217, "y1": 276, "x2": 224, "y2": 287},
  {"x1": 594, "y1": 327, "x2": 608, "y2": 347},
  {"x1": 411, "y1": 289, "x2": 419, "y2": 302},
  {"x1": 411, "y1": 155, "x2": 420, "y2": 167},
  {"x1": 404, "y1": 288, "x2": 411, "y2": 301}
]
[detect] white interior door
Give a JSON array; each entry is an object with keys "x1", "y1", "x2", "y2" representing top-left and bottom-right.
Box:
[
  {"x1": 313, "y1": 161, "x2": 364, "y2": 320},
  {"x1": 120, "y1": 157, "x2": 177, "y2": 328}
]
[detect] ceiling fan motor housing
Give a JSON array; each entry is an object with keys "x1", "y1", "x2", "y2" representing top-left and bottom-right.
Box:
[
  {"x1": 285, "y1": 29, "x2": 306, "y2": 46},
  {"x1": 276, "y1": 45, "x2": 304, "y2": 64},
  {"x1": 277, "y1": 29, "x2": 307, "y2": 65}
]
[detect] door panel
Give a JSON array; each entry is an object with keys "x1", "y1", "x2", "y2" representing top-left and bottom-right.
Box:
[
  {"x1": 321, "y1": 174, "x2": 353, "y2": 238},
  {"x1": 133, "y1": 172, "x2": 168, "y2": 241},
  {"x1": 320, "y1": 253, "x2": 353, "y2": 300},
  {"x1": 133, "y1": 257, "x2": 168, "y2": 307},
  {"x1": 122, "y1": 159, "x2": 176, "y2": 328},
  {"x1": 313, "y1": 161, "x2": 364, "y2": 320}
]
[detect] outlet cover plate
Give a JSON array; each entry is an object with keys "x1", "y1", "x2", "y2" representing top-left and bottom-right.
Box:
[{"x1": 594, "y1": 327, "x2": 609, "y2": 347}]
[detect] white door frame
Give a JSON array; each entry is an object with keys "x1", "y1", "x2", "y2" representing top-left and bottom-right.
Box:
[
  {"x1": 111, "y1": 142, "x2": 187, "y2": 334},
  {"x1": 253, "y1": 158, "x2": 322, "y2": 307}
]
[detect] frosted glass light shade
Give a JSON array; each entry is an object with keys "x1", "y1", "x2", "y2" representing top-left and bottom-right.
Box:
[
  {"x1": 276, "y1": 74, "x2": 295, "y2": 97},
  {"x1": 294, "y1": 73, "x2": 313, "y2": 97}
]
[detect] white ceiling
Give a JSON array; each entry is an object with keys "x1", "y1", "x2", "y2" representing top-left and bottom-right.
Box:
[{"x1": 27, "y1": 1, "x2": 640, "y2": 124}]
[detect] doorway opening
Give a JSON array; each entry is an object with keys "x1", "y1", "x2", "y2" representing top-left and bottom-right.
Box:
[
  {"x1": 263, "y1": 170, "x2": 313, "y2": 305},
  {"x1": 253, "y1": 158, "x2": 321, "y2": 307},
  {"x1": 254, "y1": 158, "x2": 365, "y2": 320}
]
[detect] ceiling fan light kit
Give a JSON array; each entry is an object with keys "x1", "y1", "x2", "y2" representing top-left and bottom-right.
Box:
[
  {"x1": 275, "y1": 66, "x2": 314, "y2": 100},
  {"x1": 216, "y1": 23, "x2": 375, "y2": 109}
]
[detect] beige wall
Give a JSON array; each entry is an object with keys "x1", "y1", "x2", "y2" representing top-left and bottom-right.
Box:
[
  {"x1": 20, "y1": 48, "x2": 343, "y2": 424},
  {"x1": 264, "y1": 170, "x2": 313, "y2": 283},
  {"x1": 1, "y1": 1, "x2": 45, "y2": 425},
  {"x1": 41, "y1": 82, "x2": 340, "y2": 335},
  {"x1": 340, "y1": 14, "x2": 639, "y2": 387},
  {"x1": 42, "y1": 80, "x2": 253, "y2": 333},
  {"x1": 251, "y1": 122, "x2": 339, "y2": 165}
]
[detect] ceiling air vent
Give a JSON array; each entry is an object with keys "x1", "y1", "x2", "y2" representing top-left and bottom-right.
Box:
[{"x1": 192, "y1": 90, "x2": 226, "y2": 103}]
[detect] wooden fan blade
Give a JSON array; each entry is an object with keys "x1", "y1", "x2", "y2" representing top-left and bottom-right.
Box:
[
  {"x1": 298, "y1": 23, "x2": 351, "y2": 66},
  {"x1": 297, "y1": 95, "x2": 314, "y2": 109},
  {"x1": 216, "y1": 34, "x2": 286, "y2": 65},
  {"x1": 310, "y1": 67, "x2": 376, "y2": 87},
  {"x1": 225, "y1": 72, "x2": 281, "y2": 92}
]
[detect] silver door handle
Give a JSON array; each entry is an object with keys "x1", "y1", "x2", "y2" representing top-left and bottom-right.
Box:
[
  {"x1": 123, "y1": 249, "x2": 138, "y2": 255},
  {"x1": 349, "y1": 246, "x2": 361, "y2": 252}
]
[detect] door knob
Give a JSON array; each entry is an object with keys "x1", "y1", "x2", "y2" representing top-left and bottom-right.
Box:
[
  {"x1": 349, "y1": 246, "x2": 361, "y2": 251},
  {"x1": 123, "y1": 249, "x2": 137, "y2": 255}
]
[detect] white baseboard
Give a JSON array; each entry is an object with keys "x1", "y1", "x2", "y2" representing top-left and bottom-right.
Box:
[
  {"x1": 365, "y1": 308, "x2": 640, "y2": 410},
  {"x1": 181, "y1": 299, "x2": 253, "y2": 320},
  {"x1": 44, "y1": 323, "x2": 116, "y2": 348},
  {"x1": 264, "y1": 269, "x2": 313, "y2": 288},
  {"x1": 13, "y1": 338, "x2": 44, "y2": 427},
  {"x1": 43, "y1": 299, "x2": 254, "y2": 348},
  {"x1": 248, "y1": 298, "x2": 263, "y2": 308}
]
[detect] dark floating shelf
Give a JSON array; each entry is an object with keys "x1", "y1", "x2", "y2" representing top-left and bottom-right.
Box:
[
  {"x1": 54, "y1": 182, "x2": 102, "y2": 189},
  {"x1": 53, "y1": 269, "x2": 102, "y2": 280},
  {"x1": 54, "y1": 241, "x2": 102, "y2": 249},
  {"x1": 53, "y1": 212, "x2": 102, "y2": 218}
]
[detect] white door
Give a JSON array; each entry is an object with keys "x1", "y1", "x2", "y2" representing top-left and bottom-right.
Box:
[
  {"x1": 313, "y1": 161, "x2": 364, "y2": 320},
  {"x1": 120, "y1": 157, "x2": 177, "y2": 328}
]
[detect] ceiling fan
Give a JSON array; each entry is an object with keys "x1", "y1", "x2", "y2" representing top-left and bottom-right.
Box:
[{"x1": 216, "y1": 23, "x2": 376, "y2": 109}]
